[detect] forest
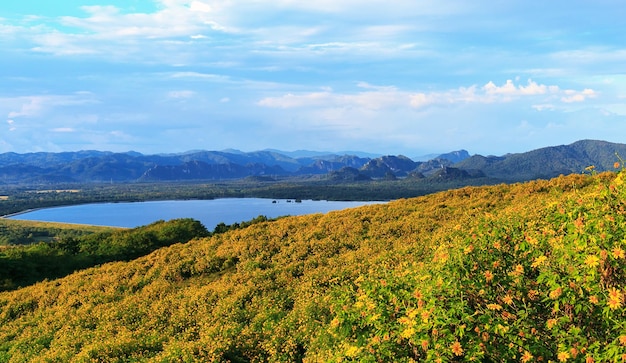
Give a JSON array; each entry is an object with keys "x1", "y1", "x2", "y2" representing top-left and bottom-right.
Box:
[{"x1": 1, "y1": 168, "x2": 626, "y2": 361}]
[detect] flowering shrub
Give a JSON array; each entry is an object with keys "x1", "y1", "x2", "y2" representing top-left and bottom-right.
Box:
[{"x1": 1, "y1": 170, "x2": 625, "y2": 361}]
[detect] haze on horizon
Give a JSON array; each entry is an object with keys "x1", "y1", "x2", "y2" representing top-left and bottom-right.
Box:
[{"x1": 1, "y1": 1, "x2": 625, "y2": 157}]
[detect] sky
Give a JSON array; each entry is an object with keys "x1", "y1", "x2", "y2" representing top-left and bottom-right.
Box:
[{"x1": 1, "y1": 0, "x2": 625, "y2": 157}]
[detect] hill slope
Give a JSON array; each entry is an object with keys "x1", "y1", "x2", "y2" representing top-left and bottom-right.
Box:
[
  {"x1": 456, "y1": 139, "x2": 626, "y2": 181},
  {"x1": 1, "y1": 170, "x2": 626, "y2": 361}
]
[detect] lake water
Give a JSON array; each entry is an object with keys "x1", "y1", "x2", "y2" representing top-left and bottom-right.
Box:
[{"x1": 8, "y1": 198, "x2": 381, "y2": 229}]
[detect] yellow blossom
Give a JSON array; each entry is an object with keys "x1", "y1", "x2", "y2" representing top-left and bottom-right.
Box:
[
  {"x1": 450, "y1": 341, "x2": 463, "y2": 356},
  {"x1": 549, "y1": 287, "x2": 563, "y2": 299},
  {"x1": 613, "y1": 247, "x2": 625, "y2": 259},
  {"x1": 584, "y1": 255, "x2": 600, "y2": 268},
  {"x1": 531, "y1": 255, "x2": 547, "y2": 268},
  {"x1": 558, "y1": 351, "x2": 570, "y2": 362},
  {"x1": 619, "y1": 335, "x2": 626, "y2": 346},
  {"x1": 512, "y1": 264, "x2": 524, "y2": 276},
  {"x1": 546, "y1": 318, "x2": 557, "y2": 329},
  {"x1": 502, "y1": 295, "x2": 514, "y2": 305},
  {"x1": 421, "y1": 339, "x2": 429, "y2": 351},
  {"x1": 608, "y1": 288, "x2": 623, "y2": 310},
  {"x1": 345, "y1": 345, "x2": 360, "y2": 357},
  {"x1": 615, "y1": 161, "x2": 621, "y2": 169},
  {"x1": 487, "y1": 303, "x2": 502, "y2": 311},
  {"x1": 521, "y1": 351, "x2": 533, "y2": 363},
  {"x1": 400, "y1": 327, "x2": 415, "y2": 339},
  {"x1": 484, "y1": 270, "x2": 494, "y2": 282},
  {"x1": 589, "y1": 295, "x2": 599, "y2": 304}
]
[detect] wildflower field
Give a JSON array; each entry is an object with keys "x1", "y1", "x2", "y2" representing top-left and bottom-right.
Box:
[{"x1": 1, "y1": 168, "x2": 626, "y2": 361}]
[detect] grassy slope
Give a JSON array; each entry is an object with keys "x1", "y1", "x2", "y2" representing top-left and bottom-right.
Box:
[{"x1": 1, "y1": 171, "x2": 625, "y2": 361}]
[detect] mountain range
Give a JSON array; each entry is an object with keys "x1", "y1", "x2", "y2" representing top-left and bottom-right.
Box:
[{"x1": 0, "y1": 139, "x2": 623, "y2": 185}]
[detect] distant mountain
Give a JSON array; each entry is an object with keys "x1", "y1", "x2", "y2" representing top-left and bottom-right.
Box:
[
  {"x1": 412, "y1": 149, "x2": 469, "y2": 163},
  {"x1": 262, "y1": 149, "x2": 381, "y2": 159},
  {"x1": 0, "y1": 140, "x2": 624, "y2": 185},
  {"x1": 455, "y1": 139, "x2": 626, "y2": 181},
  {"x1": 437, "y1": 150, "x2": 470, "y2": 163},
  {"x1": 360, "y1": 155, "x2": 418, "y2": 178}
]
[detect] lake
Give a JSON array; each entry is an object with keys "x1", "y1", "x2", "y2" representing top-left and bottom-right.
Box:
[{"x1": 8, "y1": 198, "x2": 382, "y2": 228}]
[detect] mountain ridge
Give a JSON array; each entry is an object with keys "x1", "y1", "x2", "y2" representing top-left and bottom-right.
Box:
[{"x1": 0, "y1": 139, "x2": 624, "y2": 184}]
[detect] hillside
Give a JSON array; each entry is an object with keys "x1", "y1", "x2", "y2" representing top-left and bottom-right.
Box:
[
  {"x1": 1, "y1": 169, "x2": 626, "y2": 361},
  {"x1": 456, "y1": 139, "x2": 626, "y2": 181}
]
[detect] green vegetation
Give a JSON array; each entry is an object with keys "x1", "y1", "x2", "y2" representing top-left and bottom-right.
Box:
[
  {"x1": 1, "y1": 169, "x2": 626, "y2": 361},
  {"x1": 0, "y1": 219, "x2": 111, "y2": 246},
  {"x1": 0, "y1": 219, "x2": 208, "y2": 292}
]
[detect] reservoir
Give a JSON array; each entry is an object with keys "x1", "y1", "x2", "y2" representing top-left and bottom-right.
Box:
[{"x1": 8, "y1": 198, "x2": 381, "y2": 228}]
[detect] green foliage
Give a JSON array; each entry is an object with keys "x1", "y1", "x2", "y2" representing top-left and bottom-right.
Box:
[
  {"x1": 0, "y1": 219, "x2": 108, "y2": 246},
  {"x1": 2, "y1": 171, "x2": 626, "y2": 361},
  {"x1": 0, "y1": 218, "x2": 208, "y2": 291}
]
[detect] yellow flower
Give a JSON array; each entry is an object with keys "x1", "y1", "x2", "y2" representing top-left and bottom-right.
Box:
[
  {"x1": 549, "y1": 287, "x2": 563, "y2": 299},
  {"x1": 450, "y1": 341, "x2": 464, "y2": 356},
  {"x1": 613, "y1": 247, "x2": 625, "y2": 259},
  {"x1": 607, "y1": 288, "x2": 622, "y2": 310},
  {"x1": 608, "y1": 297, "x2": 622, "y2": 310},
  {"x1": 345, "y1": 345, "x2": 360, "y2": 357},
  {"x1": 400, "y1": 327, "x2": 415, "y2": 339},
  {"x1": 589, "y1": 295, "x2": 599, "y2": 304},
  {"x1": 531, "y1": 255, "x2": 547, "y2": 268},
  {"x1": 558, "y1": 351, "x2": 570, "y2": 362},
  {"x1": 484, "y1": 270, "x2": 494, "y2": 282},
  {"x1": 546, "y1": 318, "x2": 557, "y2": 329},
  {"x1": 615, "y1": 161, "x2": 621, "y2": 169},
  {"x1": 407, "y1": 308, "x2": 419, "y2": 319},
  {"x1": 487, "y1": 303, "x2": 502, "y2": 311},
  {"x1": 521, "y1": 351, "x2": 533, "y2": 363},
  {"x1": 619, "y1": 335, "x2": 626, "y2": 346},
  {"x1": 502, "y1": 295, "x2": 514, "y2": 305},
  {"x1": 584, "y1": 255, "x2": 600, "y2": 268},
  {"x1": 421, "y1": 339, "x2": 429, "y2": 351},
  {"x1": 513, "y1": 264, "x2": 524, "y2": 276}
]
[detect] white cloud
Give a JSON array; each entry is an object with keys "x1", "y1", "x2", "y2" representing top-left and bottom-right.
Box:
[
  {"x1": 6, "y1": 119, "x2": 16, "y2": 131},
  {"x1": 51, "y1": 127, "x2": 75, "y2": 133},
  {"x1": 258, "y1": 79, "x2": 597, "y2": 110},
  {"x1": 561, "y1": 88, "x2": 597, "y2": 103},
  {"x1": 3, "y1": 94, "x2": 97, "y2": 119},
  {"x1": 168, "y1": 90, "x2": 195, "y2": 99}
]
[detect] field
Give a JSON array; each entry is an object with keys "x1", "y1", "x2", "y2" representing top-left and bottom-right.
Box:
[{"x1": 0, "y1": 170, "x2": 625, "y2": 361}]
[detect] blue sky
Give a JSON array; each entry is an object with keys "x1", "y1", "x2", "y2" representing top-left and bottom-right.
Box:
[{"x1": 1, "y1": 1, "x2": 625, "y2": 156}]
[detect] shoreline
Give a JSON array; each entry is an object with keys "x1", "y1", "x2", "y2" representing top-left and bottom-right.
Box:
[{"x1": 0, "y1": 208, "x2": 42, "y2": 219}]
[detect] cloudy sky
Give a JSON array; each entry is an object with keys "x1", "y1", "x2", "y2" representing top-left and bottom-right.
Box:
[{"x1": 1, "y1": 1, "x2": 625, "y2": 156}]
